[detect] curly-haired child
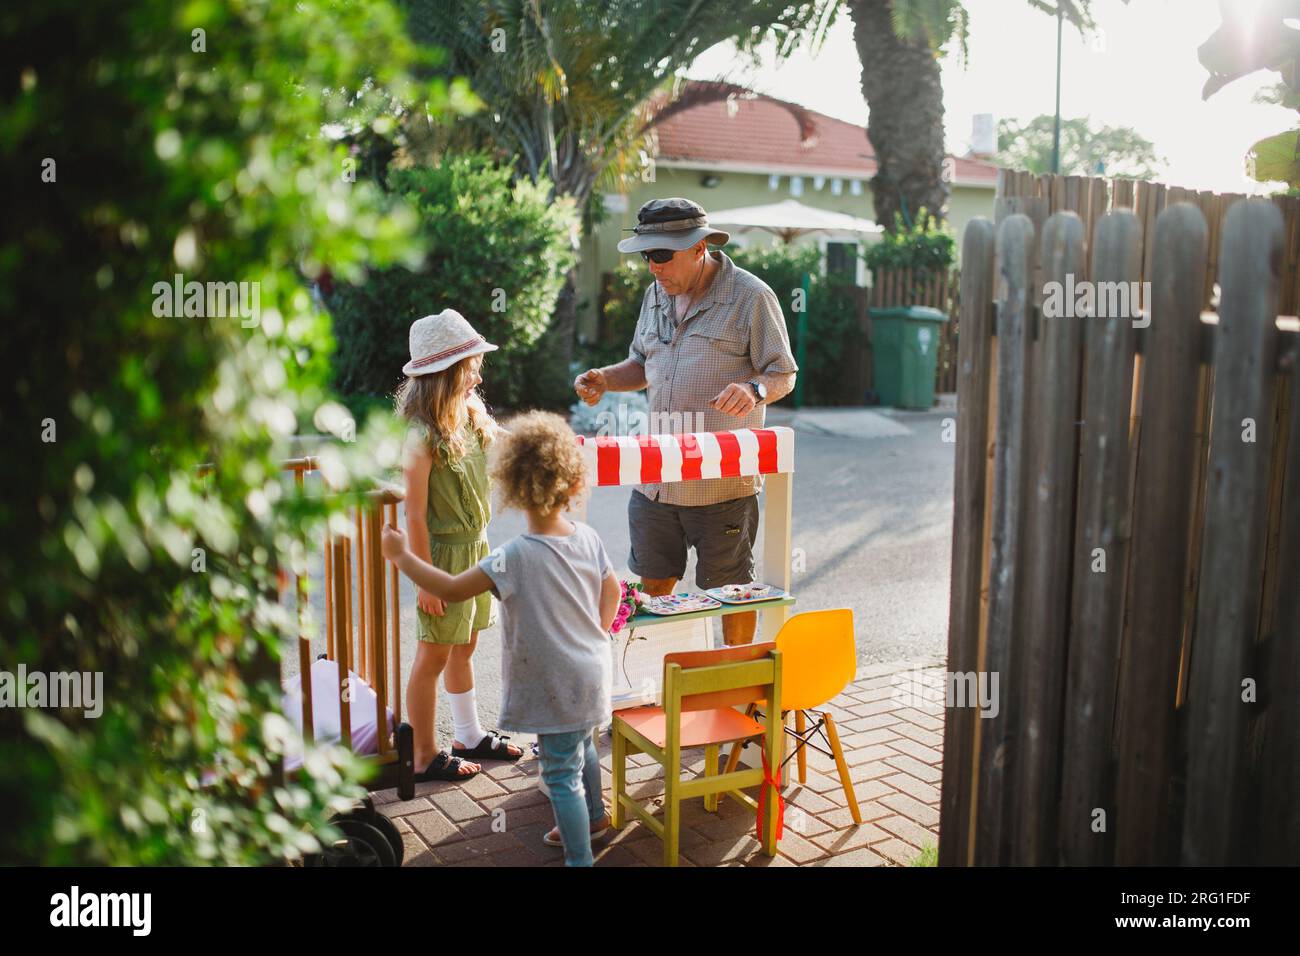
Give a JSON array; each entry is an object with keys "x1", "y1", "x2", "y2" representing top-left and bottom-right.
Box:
[{"x1": 382, "y1": 410, "x2": 620, "y2": 866}]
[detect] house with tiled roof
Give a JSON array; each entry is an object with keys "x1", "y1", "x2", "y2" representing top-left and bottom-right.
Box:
[{"x1": 576, "y1": 82, "x2": 998, "y2": 339}]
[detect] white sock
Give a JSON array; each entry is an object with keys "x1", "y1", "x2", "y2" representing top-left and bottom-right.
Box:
[{"x1": 446, "y1": 688, "x2": 486, "y2": 749}]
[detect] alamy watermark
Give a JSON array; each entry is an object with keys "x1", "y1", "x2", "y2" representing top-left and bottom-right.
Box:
[
  {"x1": 1, "y1": 665, "x2": 103, "y2": 718},
  {"x1": 594, "y1": 406, "x2": 705, "y2": 437},
  {"x1": 1042, "y1": 274, "x2": 1151, "y2": 328},
  {"x1": 891, "y1": 667, "x2": 1000, "y2": 719},
  {"x1": 152, "y1": 273, "x2": 260, "y2": 328}
]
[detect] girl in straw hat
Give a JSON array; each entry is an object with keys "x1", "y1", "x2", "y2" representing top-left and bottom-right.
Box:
[{"x1": 394, "y1": 309, "x2": 523, "y2": 781}]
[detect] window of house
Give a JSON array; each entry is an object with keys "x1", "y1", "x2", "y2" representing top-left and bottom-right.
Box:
[{"x1": 825, "y1": 241, "x2": 859, "y2": 284}]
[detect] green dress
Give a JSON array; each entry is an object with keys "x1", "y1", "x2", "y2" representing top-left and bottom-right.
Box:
[{"x1": 411, "y1": 421, "x2": 497, "y2": 644}]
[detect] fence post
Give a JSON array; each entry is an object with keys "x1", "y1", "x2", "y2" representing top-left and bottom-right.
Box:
[
  {"x1": 1058, "y1": 210, "x2": 1142, "y2": 866},
  {"x1": 1183, "y1": 200, "x2": 1284, "y2": 865},
  {"x1": 1008, "y1": 211, "x2": 1086, "y2": 864},
  {"x1": 939, "y1": 219, "x2": 996, "y2": 867},
  {"x1": 974, "y1": 214, "x2": 1035, "y2": 865},
  {"x1": 1113, "y1": 203, "x2": 1208, "y2": 864}
]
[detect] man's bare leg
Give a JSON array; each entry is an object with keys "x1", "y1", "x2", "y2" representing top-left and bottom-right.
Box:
[
  {"x1": 640, "y1": 577, "x2": 677, "y2": 598},
  {"x1": 721, "y1": 609, "x2": 756, "y2": 646}
]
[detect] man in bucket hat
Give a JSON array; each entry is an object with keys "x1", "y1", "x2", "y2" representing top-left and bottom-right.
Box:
[{"x1": 574, "y1": 197, "x2": 798, "y2": 646}]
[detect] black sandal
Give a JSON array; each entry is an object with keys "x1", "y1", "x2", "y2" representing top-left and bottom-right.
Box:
[
  {"x1": 414, "y1": 751, "x2": 479, "y2": 783},
  {"x1": 452, "y1": 731, "x2": 523, "y2": 762}
]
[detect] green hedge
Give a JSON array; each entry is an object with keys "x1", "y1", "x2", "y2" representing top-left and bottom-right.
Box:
[
  {"x1": 326, "y1": 155, "x2": 579, "y2": 411},
  {"x1": 1, "y1": 0, "x2": 448, "y2": 865}
]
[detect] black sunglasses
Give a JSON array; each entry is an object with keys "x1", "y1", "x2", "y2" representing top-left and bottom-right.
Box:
[{"x1": 639, "y1": 248, "x2": 677, "y2": 264}]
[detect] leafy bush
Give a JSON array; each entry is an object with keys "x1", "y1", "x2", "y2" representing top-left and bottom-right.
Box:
[
  {"x1": 579, "y1": 259, "x2": 646, "y2": 371},
  {"x1": 863, "y1": 209, "x2": 956, "y2": 279},
  {"x1": 730, "y1": 245, "x2": 862, "y2": 407},
  {"x1": 325, "y1": 155, "x2": 579, "y2": 411},
  {"x1": 0, "y1": 0, "x2": 453, "y2": 864}
]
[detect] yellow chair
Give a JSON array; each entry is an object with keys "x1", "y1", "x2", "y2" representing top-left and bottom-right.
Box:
[
  {"x1": 611, "y1": 643, "x2": 785, "y2": 867},
  {"x1": 724, "y1": 609, "x2": 863, "y2": 824}
]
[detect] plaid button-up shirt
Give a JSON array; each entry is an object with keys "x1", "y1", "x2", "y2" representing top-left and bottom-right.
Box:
[{"x1": 627, "y1": 249, "x2": 799, "y2": 506}]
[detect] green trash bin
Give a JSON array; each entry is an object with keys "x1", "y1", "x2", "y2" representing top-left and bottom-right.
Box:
[{"x1": 868, "y1": 305, "x2": 949, "y2": 409}]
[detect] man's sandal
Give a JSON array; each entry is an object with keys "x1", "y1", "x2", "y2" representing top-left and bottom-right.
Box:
[
  {"x1": 452, "y1": 731, "x2": 523, "y2": 762},
  {"x1": 415, "y1": 751, "x2": 479, "y2": 783}
]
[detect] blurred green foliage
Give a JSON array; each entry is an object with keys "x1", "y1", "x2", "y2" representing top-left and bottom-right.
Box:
[
  {"x1": 862, "y1": 210, "x2": 955, "y2": 279},
  {"x1": 0, "y1": 0, "x2": 464, "y2": 864},
  {"x1": 731, "y1": 244, "x2": 863, "y2": 407},
  {"x1": 581, "y1": 259, "x2": 646, "y2": 371},
  {"x1": 325, "y1": 155, "x2": 579, "y2": 411}
]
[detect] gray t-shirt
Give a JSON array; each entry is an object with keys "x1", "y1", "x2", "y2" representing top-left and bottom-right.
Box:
[{"x1": 477, "y1": 521, "x2": 614, "y2": 735}]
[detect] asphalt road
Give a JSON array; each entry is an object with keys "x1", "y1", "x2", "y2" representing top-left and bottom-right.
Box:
[{"x1": 282, "y1": 404, "x2": 955, "y2": 744}]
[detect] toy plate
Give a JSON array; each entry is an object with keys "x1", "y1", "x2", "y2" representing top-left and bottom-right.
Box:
[
  {"x1": 641, "y1": 593, "x2": 723, "y2": 616},
  {"x1": 704, "y1": 585, "x2": 787, "y2": 605}
]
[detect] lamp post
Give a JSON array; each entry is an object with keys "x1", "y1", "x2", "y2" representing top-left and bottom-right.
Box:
[{"x1": 1051, "y1": 4, "x2": 1063, "y2": 174}]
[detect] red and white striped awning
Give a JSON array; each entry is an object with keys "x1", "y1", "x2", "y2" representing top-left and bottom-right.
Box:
[{"x1": 575, "y1": 427, "x2": 795, "y2": 487}]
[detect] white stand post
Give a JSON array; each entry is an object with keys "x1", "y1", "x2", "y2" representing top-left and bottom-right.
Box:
[{"x1": 759, "y1": 471, "x2": 793, "y2": 642}]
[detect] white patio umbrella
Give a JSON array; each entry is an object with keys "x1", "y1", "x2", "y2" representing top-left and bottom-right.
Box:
[{"x1": 705, "y1": 198, "x2": 884, "y2": 244}]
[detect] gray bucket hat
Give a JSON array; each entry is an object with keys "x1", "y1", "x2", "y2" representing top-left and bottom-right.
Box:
[{"x1": 616, "y1": 197, "x2": 730, "y2": 254}]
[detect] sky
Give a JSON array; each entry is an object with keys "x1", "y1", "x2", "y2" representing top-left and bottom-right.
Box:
[{"x1": 686, "y1": 0, "x2": 1297, "y2": 194}]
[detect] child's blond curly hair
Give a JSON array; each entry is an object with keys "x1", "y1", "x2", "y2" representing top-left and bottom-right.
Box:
[{"x1": 489, "y1": 411, "x2": 586, "y2": 516}]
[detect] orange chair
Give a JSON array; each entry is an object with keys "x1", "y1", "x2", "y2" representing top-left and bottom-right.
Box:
[
  {"x1": 724, "y1": 609, "x2": 862, "y2": 824},
  {"x1": 611, "y1": 643, "x2": 784, "y2": 866}
]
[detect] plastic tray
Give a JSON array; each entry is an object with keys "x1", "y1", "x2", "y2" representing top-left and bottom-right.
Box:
[
  {"x1": 641, "y1": 593, "x2": 723, "y2": 616},
  {"x1": 703, "y1": 585, "x2": 788, "y2": 605}
]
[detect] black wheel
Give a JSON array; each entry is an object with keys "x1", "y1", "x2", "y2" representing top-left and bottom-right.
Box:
[
  {"x1": 354, "y1": 804, "x2": 405, "y2": 865},
  {"x1": 305, "y1": 819, "x2": 396, "y2": 867}
]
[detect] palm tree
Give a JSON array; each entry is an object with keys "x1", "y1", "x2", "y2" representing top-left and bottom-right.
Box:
[
  {"x1": 845, "y1": 0, "x2": 1103, "y2": 231},
  {"x1": 400, "y1": 0, "x2": 838, "y2": 377}
]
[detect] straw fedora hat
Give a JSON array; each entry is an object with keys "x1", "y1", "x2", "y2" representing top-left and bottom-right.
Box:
[
  {"x1": 616, "y1": 197, "x2": 730, "y2": 254},
  {"x1": 402, "y1": 309, "x2": 499, "y2": 377}
]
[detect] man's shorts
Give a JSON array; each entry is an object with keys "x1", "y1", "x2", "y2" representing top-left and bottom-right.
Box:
[{"x1": 627, "y1": 490, "x2": 759, "y2": 589}]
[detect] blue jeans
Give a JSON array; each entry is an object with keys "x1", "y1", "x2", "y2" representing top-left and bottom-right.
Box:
[{"x1": 536, "y1": 728, "x2": 605, "y2": 867}]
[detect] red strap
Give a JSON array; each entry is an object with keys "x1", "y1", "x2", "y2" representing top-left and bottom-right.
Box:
[
  {"x1": 715, "y1": 430, "x2": 742, "y2": 477},
  {"x1": 676, "y1": 433, "x2": 703, "y2": 481},
  {"x1": 756, "y1": 748, "x2": 785, "y2": 843},
  {"x1": 754, "y1": 428, "x2": 778, "y2": 474},
  {"x1": 594, "y1": 435, "x2": 621, "y2": 487},
  {"x1": 637, "y1": 433, "x2": 663, "y2": 484}
]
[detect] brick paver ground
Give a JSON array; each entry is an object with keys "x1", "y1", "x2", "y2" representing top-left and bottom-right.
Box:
[{"x1": 373, "y1": 659, "x2": 945, "y2": 867}]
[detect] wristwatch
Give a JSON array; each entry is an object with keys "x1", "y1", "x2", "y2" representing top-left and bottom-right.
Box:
[{"x1": 746, "y1": 380, "x2": 767, "y2": 404}]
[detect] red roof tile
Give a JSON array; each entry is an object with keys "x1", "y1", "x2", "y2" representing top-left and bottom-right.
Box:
[{"x1": 651, "y1": 82, "x2": 997, "y2": 186}]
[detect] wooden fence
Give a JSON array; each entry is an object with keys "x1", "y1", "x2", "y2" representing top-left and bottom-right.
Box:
[
  {"x1": 940, "y1": 176, "x2": 1300, "y2": 865},
  {"x1": 280, "y1": 462, "x2": 414, "y2": 799}
]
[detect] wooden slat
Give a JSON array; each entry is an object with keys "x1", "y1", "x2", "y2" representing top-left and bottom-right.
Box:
[
  {"x1": 973, "y1": 213, "x2": 1035, "y2": 865},
  {"x1": 295, "y1": 469, "x2": 313, "y2": 743},
  {"x1": 939, "y1": 219, "x2": 997, "y2": 868},
  {"x1": 1182, "y1": 200, "x2": 1284, "y2": 865},
  {"x1": 389, "y1": 501, "x2": 402, "y2": 727},
  {"x1": 1007, "y1": 212, "x2": 1086, "y2": 864},
  {"x1": 1257, "y1": 351, "x2": 1300, "y2": 863},
  {"x1": 1113, "y1": 203, "x2": 1208, "y2": 864},
  {"x1": 331, "y1": 535, "x2": 352, "y2": 748},
  {"x1": 342, "y1": 530, "x2": 353, "y2": 676},
  {"x1": 1277, "y1": 196, "x2": 1300, "y2": 318},
  {"x1": 323, "y1": 527, "x2": 334, "y2": 661},
  {"x1": 1058, "y1": 210, "x2": 1142, "y2": 865},
  {"x1": 1112, "y1": 177, "x2": 1135, "y2": 210},
  {"x1": 355, "y1": 506, "x2": 367, "y2": 684},
  {"x1": 365, "y1": 506, "x2": 388, "y2": 755}
]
